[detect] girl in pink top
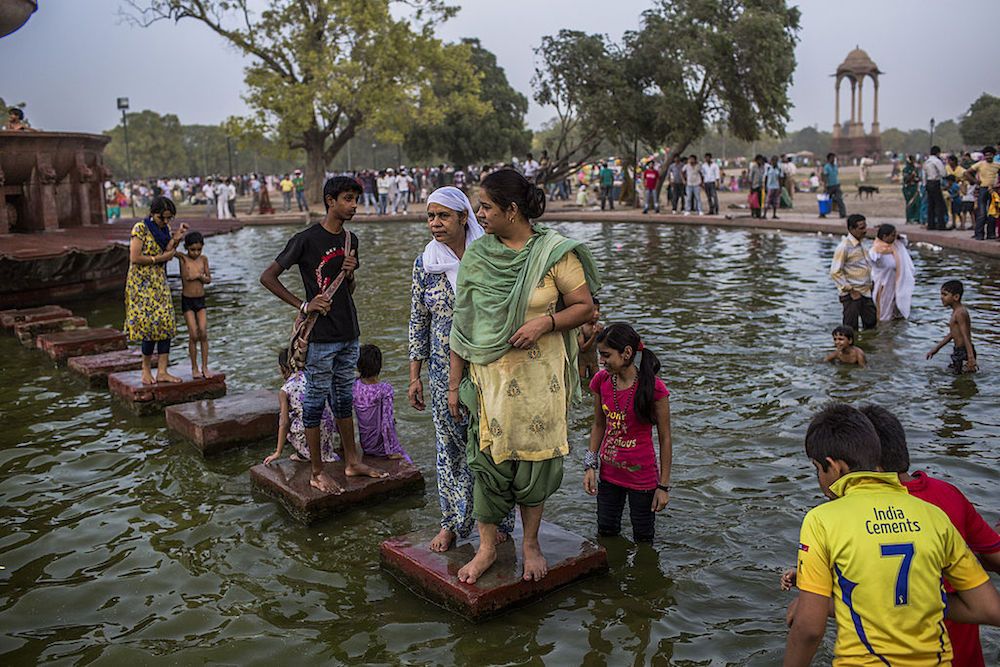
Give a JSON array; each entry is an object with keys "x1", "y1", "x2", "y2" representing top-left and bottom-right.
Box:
[{"x1": 583, "y1": 323, "x2": 673, "y2": 543}]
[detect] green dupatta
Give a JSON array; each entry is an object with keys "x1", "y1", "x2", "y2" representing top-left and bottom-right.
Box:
[{"x1": 449, "y1": 225, "x2": 602, "y2": 404}]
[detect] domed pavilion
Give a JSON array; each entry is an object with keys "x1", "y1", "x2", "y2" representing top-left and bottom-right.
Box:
[{"x1": 831, "y1": 47, "x2": 882, "y2": 158}]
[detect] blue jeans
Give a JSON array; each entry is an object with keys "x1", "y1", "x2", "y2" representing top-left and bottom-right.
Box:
[
  {"x1": 378, "y1": 193, "x2": 388, "y2": 215},
  {"x1": 303, "y1": 339, "x2": 359, "y2": 426},
  {"x1": 685, "y1": 185, "x2": 702, "y2": 213},
  {"x1": 295, "y1": 190, "x2": 308, "y2": 212},
  {"x1": 643, "y1": 189, "x2": 659, "y2": 212}
]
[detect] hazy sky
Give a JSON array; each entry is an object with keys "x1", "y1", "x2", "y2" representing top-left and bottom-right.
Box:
[{"x1": 3, "y1": 0, "x2": 998, "y2": 135}]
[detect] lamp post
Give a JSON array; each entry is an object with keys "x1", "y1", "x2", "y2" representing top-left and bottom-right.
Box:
[
  {"x1": 929, "y1": 117, "x2": 935, "y2": 155},
  {"x1": 226, "y1": 136, "x2": 234, "y2": 178},
  {"x1": 116, "y1": 97, "x2": 135, "y2": 218},
  {"x1": 371, "y1": 142, "x2": 376, "y2": 170}
]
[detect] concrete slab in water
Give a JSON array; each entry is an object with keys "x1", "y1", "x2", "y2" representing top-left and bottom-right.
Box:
[
  {"x1": 14, "y1": 316, "x2": 88, "y2": 346},
  {"x1": 108, "y1": 368, "x2": 227, "y2": 416},
  {"x1": 250, "y1": 456, "x2": 424, "y2": 525},
  {"x1": 0, "y1": 305, "x2": 73, "y2": 329},
  {"x1": 35, "y1": 327, "x2": 126, "y2": 362},
  {"x1": 380, "y1": 521, "x2": 608, "y2": 622},
  {"x1": 67, "y1": 349, "x2": 156, "y2": 387},
  {"x1": 165, "y1": 389, "x2": 278, "y2": 455}
]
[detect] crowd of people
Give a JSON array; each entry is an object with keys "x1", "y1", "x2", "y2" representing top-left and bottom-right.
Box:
[{"x1": 116, "y1": 160, "x2": 999, "y2": 665}]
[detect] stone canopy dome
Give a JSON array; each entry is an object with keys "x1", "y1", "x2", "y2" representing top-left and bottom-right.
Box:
[{"x1": 836, "y1": 47, "x2": 882, "y2": 77}]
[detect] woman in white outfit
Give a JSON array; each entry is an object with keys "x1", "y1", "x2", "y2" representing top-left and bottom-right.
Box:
[{"x1": 867, "y1": 223, "x2": 915, "y2": 322}]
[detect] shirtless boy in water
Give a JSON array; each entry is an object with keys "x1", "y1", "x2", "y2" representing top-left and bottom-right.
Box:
[
  {"x1": 927, "y1": 279, "x2": 977, "y2": 373},
  {"x1": 177, "y1": 231, "x2": 212, "y2": 378},
  {"x1": 824, "y1": 325, "x2": 865, "y2": 367}
]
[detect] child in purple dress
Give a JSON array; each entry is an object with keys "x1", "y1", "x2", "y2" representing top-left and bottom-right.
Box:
[{"x1": 353, "y1": 344, "x2": 410, "y2": 461}]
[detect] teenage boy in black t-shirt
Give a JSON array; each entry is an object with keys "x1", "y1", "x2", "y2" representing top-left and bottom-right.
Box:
[{"x1": 260, "y1": 176, "x2": 387, "y2": 492}]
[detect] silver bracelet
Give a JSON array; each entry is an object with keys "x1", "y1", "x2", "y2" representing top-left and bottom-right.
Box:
[{"x1": 583, "y1": 449, "x2": 599, "y2": 470}]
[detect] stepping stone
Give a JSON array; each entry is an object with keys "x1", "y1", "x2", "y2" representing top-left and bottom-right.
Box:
[
  {"x1": 380, "y1": 521, "x2": 608, "y2": 622},
  {"x1": 1, "y1": 305, "x2": 74, "y2": 330},
  {"x1": 250, "y1": 456, "x2": 424, "y2": 525},
  {"x1": 67, "y1": 349, "x2": 158, "y2": 387},
  {"x1": 108, "y1": 368, "x2": 227, "y2": 416},
  {"x1": 35, "y1": 327, "x2": 126, "y2": 362},
  {"x1": 14, "y1": 316, "x2": 88, "y2": 346},
  {"x1": 165, "y1": 389, "x2": 279, "y2": 456}
]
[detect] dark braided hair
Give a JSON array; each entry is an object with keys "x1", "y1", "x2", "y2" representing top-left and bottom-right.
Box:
[{"x1": 596, "y1": 323, "x2": 662, "y2": 424}]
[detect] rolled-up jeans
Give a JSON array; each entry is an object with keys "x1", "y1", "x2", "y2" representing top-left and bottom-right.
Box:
[{"x1": 303, "y1": 338, "x2": 360, "y2": 427}]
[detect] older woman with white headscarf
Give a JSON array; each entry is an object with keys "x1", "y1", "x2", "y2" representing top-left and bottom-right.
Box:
[{"x1": 408, "y1": 186, "x2": 515, "y2": 552}]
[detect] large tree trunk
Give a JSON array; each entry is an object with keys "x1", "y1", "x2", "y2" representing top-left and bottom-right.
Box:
[
  {"x1": 303, "y1": 130, "x2": 326, "y2": 207},
  {"x1": 620, "y1": 164, "x2": 636, "y2": 207}
]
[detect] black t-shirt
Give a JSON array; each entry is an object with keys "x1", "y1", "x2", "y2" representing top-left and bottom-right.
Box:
[{"x1": 275, "y1": 225, "x2": 360, "y2": 343}]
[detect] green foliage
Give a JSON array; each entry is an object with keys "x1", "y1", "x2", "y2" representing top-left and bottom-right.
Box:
[
  {"x1": 124, "y1": 0, "x2": 479, "y2": 201},
  {"x1": 531, "y1": 0, "x2": 800, "y2": 181},
  {"x1": 960, "y1": 94, "x2": 1000, "y2": 148},
  {"x1": 103, "y1": 109, "x2": 303, "y2": 179},
  {"x1": 404, "y1": 38, "x2": 531, "y2": 166}
]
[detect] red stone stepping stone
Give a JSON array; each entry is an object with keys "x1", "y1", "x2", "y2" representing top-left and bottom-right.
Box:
[
  {"x1": 67, "y1": 349, "x2": 157, "y2": 387},
  {"x1": 380, "y1": 521, "x2": 608, "y2": 622},
  {"x1": 250, "y1": 456, "x2": 424, "y2": 525},
  {"x1": 35, "y1": 327, "x2": 126, "y2": 362},
  {"x1": 14, "y1": 316, "x2": 88, "y2": 346},
  {"x1": 165, "y1": 389, "x2": 279, "y2": 456},
  {"x1": 108, "y1": 368, "x2": 227, "y2": 416},
  {"x1": 0, "y1": 305, "x2": 73, "y2": 329}
]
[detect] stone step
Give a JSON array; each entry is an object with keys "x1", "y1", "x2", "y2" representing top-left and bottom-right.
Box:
[
  {"x1": 35, "y1": 327, "x2": 127, "y2": 362},
  {"x1": 380, "y1": 520, "x2": 609, "y2": 622},
  {"x1": 250, "y1": 456, "x2": 424, "y2": 525},
  {"x1": 0, "y1": 305, "x2": 74, "y2": 329},
  {"x1": 14, "y1": 316, "x2": 88, "y2": 346},
  {"x1": 165, "y1": 389, "x2": 279, "y2": 456},
  {"x1": 67, "y1": 349, "x2": 158, "y2": 387},
  {"x1": 108, "y1": 368, "x2": 227, "y2": 416}
]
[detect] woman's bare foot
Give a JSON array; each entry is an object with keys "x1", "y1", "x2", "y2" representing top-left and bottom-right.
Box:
[
  {"x1": 310, "y1": 471, "x2": 342, "y2": 494},
  {"x1": 141, "y1": 372, "x2": 156, "y2": 385},
  {"x1": 522, "y1": 539, "x2": 548, "y2": 581},
  {"x1": 156, "y1": 371, "x2": 184, "y2": 384},
  {"x1": 429, "y1": 528, "x2": 456, "y2": 553},
  {"x1": 457, "y1": 544, "x2": 497, "y2": 584},
  {"x1": 345, "y1": 462, "x2": 388, "y2": 478}
]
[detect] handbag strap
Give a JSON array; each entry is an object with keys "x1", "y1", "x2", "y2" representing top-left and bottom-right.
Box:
[{"x1": 296, "y1": 230, "x2": 353, "y2": 342}]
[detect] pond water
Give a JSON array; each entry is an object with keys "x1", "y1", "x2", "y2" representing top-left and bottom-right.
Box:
[{"x1": 1, "y1": 221, "x2": 998, "y2": 665}]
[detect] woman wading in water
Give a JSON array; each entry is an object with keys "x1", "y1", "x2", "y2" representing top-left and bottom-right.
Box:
[
  {"x1": 449, "y1": 169, "x2": 600, "y2": 583},
  {"x1": 409, "y1": 187, "x2": 516, "y2": 552}
]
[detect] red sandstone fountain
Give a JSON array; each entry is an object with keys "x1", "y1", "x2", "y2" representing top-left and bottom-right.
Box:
[{"x1": 0, "y1": 131, "x2": 112, "y2": 233}]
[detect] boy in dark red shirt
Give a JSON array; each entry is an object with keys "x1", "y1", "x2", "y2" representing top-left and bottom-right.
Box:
[
  {"x1": 860, "y1": 404, "x2": 1000, "y2": 667},
  {"x1": 642, "y1": 163, "x2": 660, "y2": 214}
]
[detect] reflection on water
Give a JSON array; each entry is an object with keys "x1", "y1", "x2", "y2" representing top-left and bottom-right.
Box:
[{"x1": 1, "y1": 222, "x2": 997, "y2": 663}]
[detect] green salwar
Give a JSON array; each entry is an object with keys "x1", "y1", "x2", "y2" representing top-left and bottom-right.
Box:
[{"x1": 460, "y1": 375, "x2": 564, "y2": 524}]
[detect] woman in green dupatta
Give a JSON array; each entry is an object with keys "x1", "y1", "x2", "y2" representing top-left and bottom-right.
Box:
[
  {"x1": 448, "y1": 169, "x2": 601, "y2": 585},
  {"x1": 902, "y1": 154, "x2": 921, "y2": 222}
]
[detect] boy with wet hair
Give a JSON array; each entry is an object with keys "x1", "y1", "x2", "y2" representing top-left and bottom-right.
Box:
[
  {"x1": 859, "y1": 403, "x2": 1000, "y2": 667},
  {"x1": 178, "y1": 231, "x2": 212, "y2": 378},
  {"x1": 927, "y1": 279, "x2": 977, "y2": 373},
  {"x1": 824, "y1": 325, "x2": 865, "y2": 367},
  {"x1": 783, "y1": 403, "x2": 1000, "y2": 667}
]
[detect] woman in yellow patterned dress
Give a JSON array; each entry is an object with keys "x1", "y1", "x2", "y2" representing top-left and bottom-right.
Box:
[
  {"x1": 124, "y1": 196, "x2": 188, "y2": 384},
  {"x1": 448, "y1": 169, "x2": 601, "y2": 585}
]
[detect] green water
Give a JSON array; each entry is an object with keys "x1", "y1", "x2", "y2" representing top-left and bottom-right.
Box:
[{"x1": 1, "y1": 222, "x2": 997, "y2": 665}]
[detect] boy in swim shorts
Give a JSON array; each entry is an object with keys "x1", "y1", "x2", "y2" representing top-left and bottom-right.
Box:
[{"x1": 178, "y1": 231, "x2": 212, "y2": 378}]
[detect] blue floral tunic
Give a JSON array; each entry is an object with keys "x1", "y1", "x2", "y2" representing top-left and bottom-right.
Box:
[{"x1": 408, "y1": 256, "x2": 514, "y2": 538}]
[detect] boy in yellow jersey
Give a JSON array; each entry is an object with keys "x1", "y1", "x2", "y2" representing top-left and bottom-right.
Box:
[{"x1": 784, "y1": 403, "x2": 1000, "y2": 666}]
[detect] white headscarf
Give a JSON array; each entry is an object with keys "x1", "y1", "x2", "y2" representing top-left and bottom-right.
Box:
[{"x1": 422, "y1": 186, "x2": 483, "y2": 291}]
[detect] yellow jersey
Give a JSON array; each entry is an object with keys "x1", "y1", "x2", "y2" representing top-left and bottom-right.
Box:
[{"x1": 796, "y1": 472, "x2": 989, "y2": 666}]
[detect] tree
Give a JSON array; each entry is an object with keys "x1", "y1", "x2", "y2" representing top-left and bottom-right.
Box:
[
  {"x1": 960, "y1": 94, "x2": 1000, "y2": 148},
  {"x1": 628, "y1": 0, "x2": 800, "y2": 196},
  {"x1": 103, "y1": 110, "x2": 188, "y2": 178},
  {"x1": 124, "y1": 0, "x2": 480, "y2": 203},
  {"x1": 405, "y1": 38, "x2": 530, "y2": 166}
]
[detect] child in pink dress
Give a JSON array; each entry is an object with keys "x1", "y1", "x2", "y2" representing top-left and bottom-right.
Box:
[
  {"x1": 583, "y1": 323, "x2": 673, "y2": 543},
  {"x1": 353, "y1": 344, "x2": 410, "y2": 462}
]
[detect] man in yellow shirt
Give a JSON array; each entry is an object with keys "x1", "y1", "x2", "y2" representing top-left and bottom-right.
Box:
[
  {"x1": 784, "y1": 403, "x2": 1000, "y2": 666},
  {"x1": 279, "y1": 174, "x2": 295, "y2": 213},
  {"x1": 968, "y1": 146, "x2": 1000, "y2": 239}
]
